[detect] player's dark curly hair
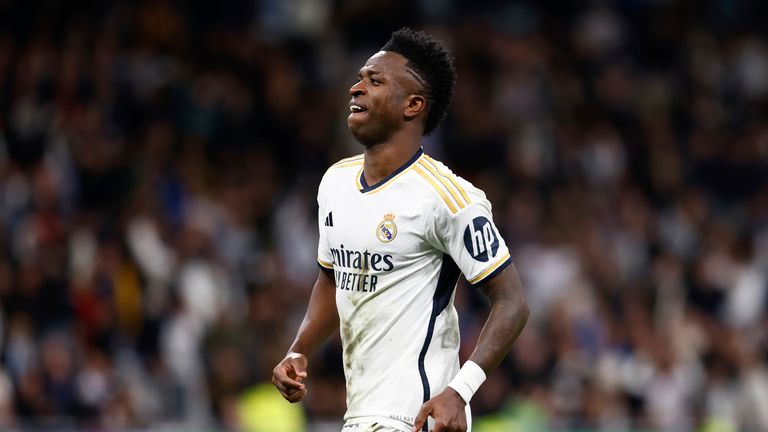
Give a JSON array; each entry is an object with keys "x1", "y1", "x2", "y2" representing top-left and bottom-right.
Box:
[{"x1": 381, "y1": 28, "x2": 456, "y2": 135}]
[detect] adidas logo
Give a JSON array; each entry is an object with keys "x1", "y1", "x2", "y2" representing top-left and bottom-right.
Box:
[{"x1": 324, "y1": 211, "x2": 334, "y2": 227}]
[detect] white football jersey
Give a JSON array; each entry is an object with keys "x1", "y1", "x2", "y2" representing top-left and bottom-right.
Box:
[{"x1": 317, "y1": 148, "x2": 511, "y2": 431}]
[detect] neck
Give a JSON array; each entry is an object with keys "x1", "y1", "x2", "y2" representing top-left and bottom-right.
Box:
[{"x1": 362, "y1": 133, "x2": 422, "y2": 186}]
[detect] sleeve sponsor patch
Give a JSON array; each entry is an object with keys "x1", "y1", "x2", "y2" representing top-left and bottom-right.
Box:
[{"x1": 462, "y1": 216, "x2": 499, "y2": 262}]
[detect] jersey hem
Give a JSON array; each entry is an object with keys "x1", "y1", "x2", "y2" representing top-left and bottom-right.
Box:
[{"x1": 344, "y1": 415, "x2": 413, "y2": 431}]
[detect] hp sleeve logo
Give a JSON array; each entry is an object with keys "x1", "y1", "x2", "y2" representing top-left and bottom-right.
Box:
[{"x1": 463, "y1": 216, "x2": 499, "y2": 262}]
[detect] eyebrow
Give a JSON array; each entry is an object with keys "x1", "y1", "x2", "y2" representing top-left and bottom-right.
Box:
[{"x1": 358, "y1": 68, "x2": 382, "y2": 77}]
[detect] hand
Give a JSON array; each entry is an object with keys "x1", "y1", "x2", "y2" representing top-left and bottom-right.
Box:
[
  {"x1": 413, "y1": 387, "x2": 467, "y2": 432},
  {"x1": 271, "y1": 352, "x2": 308, "y2": 403}
]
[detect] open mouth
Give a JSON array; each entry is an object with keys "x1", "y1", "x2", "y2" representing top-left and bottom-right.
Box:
[{"x1": 349, "y1": 104, "x2": 368, "y2": 113}]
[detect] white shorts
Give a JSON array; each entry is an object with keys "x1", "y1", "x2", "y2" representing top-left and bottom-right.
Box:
[
  {"x1": 342, "y1": 405, "x2": 472, "y2": 432},
  {"x1": 341, "y1": 423, "x2": 404, "y2": 432}
]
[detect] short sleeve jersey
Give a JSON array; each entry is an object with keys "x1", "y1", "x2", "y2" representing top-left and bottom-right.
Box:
[{"x1": 317, "y1": 148, "x2": 511, "y2": 431}]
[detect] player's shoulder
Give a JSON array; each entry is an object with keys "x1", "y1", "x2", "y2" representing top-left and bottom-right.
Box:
[
  {"x1": 410, "y1": 153, "x2": 488, "y2": 215},
  {"x1": 328, "y1": 153, "x2": 365, "y2": 171},
  {"x1": 320, "y1": 153, "x2": 365, "y2": 185}
]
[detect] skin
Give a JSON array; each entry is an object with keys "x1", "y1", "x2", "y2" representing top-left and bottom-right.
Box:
[
  {"x1": 271, "y1": 269, "x2": 337, "y2": 403},
  {"x1": 272, "y1": 50, "x2": 530, "y2": 432},
  {"x1": 412, "y1": 265, "x2": 528, "y2": 432},
  {"x1": 347, "y1": 51, "x2": 428, "y2": 185}
]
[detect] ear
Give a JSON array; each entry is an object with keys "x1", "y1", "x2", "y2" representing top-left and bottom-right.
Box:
[{"x1": 403, "y1": 94, "x2": 426, "y2": 120}]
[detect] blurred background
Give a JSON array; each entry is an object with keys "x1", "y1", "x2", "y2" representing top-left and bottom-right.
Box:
[{"x1": 0, "y1": 0, "x2": 767, "y2": 431}]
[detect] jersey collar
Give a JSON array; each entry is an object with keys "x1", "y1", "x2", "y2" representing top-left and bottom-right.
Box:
[{"x1": 358, "y1": 147, "x2": 424, "y2": 194}]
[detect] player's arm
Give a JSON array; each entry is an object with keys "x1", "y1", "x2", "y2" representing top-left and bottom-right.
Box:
[
  {"x1": 468, "y1": 262, "x2": 528, "y2": 373},
  {"x1": 272, "y1": 268, "x2": 338, "y2": 403},
  {"x1": 413, "y1": 265, "x2": 528, "y2": 431}
]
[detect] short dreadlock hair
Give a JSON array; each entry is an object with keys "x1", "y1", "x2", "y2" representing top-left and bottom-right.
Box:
[{"x1": 381, "y1": 28, "x2": 456, "y2": 135}]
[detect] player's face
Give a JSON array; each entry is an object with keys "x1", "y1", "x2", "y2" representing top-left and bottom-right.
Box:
[{"x1": 348, "y1": 51, "x2": 422, "y2": 146}]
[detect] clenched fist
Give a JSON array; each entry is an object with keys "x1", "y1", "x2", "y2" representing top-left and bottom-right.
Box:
[
  {"x1": 412, "y1": 387, "x2": 467, "y2": 432},
  {"x1": 272, "y1": 352, "x2": 309, "y2": 403}
]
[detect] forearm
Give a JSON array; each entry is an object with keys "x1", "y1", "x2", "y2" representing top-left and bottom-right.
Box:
[
  {"x1": 289, "y1": 311, "x2": 338, "y2": 356},
  {"x1": 417, "y1": 266, "x2": 528, "y2": 429},
  {"x1": 469, "y1": 297, "x2": 528, "y2": 373},
  {"x1": 289, "y1": 270, "x2": 339, "y2": 356},
  {"x1": 468, "y1": 264, "x2": 529, "y2": 374}
]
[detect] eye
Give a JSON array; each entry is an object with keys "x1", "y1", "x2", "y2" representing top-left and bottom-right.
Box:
[{"x1": 370, "y1": 78, "x2": 381, "y2": 85}]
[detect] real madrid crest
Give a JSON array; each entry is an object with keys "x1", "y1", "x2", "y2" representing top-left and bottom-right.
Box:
[{"x1": 376, "y1": 213, "x2": 398, "y2": 243}]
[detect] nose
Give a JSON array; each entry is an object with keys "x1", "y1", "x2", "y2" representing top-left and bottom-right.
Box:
[{"x1": 349, "y1": 80, "x2": 366, "y2": 97}]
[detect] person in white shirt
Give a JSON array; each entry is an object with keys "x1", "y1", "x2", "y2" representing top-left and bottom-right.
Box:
[{"x1": 272, "y1": 28, "x2": 529, "y2": 432}]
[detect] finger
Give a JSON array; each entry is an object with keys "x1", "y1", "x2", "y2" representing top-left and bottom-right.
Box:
[
  {"x1": 278, "y1": 389, "x2": 291, "y2": 400},
  {"x1": 271, "y1": 375, "x2": 288, "y2": 395},
  {"x1": 276, "y1": 385, "x2": 305, "y2": 401},
  {"x1": 273, "y1": 384, "x2": 290, "y2": 400},
  {"x1": 286, "y1": 387, "x2": 307, "y2": 403},
  {"x1": 271, "y1": 375, "x2": 281, "y2": 391},
  {"x1": 281, "y1": 375, "x2": 306, "y2": 390},
  {"x1": 413, "y1": 404, "x2": 432, "y2": 432},
  {"x1": 272, "y1": 373, "x2": 305, "y2": 396},
  {"x1": 284, "y1": 353, "x2": 307, "y2": 373},
  {"x1": 277, "y1": 363, "x2": 296, "y2": 380},
  {"x1": 272, "y1": 378, "x2": 293, "y2": 399},
  {"x1": 275, "y1": 367, "x2": 306, "y2": 391},
  {"x1": 295, "y1": 368, "x2": 308, "y2": 380},
  {"x1": 291, "y1": 365, "x2": 308, "y2": 382}
]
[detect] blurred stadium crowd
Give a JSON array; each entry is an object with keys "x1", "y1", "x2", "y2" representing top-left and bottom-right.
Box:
[{"x1": 0, "y1": 0, "x2": 767, "y2": 431}]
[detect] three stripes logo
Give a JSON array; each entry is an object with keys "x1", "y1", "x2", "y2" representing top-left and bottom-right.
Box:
[{"x1": 324, "y1": 211, "x2": 334, "y2": 227}]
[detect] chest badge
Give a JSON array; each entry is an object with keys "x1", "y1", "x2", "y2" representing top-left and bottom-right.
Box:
[{"x1": 376, "y1": 213, "x2": 398, "y2": 243}]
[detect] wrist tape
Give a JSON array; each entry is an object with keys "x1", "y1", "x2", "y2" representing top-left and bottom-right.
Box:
[{"x1": 447, "y1": 361, "x2": 486, "y2": 404}]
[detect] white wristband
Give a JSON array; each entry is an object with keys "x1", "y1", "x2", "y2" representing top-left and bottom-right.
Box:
[{"x1": 447, "y1": 361, "x2": 486, "y2": 404}]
